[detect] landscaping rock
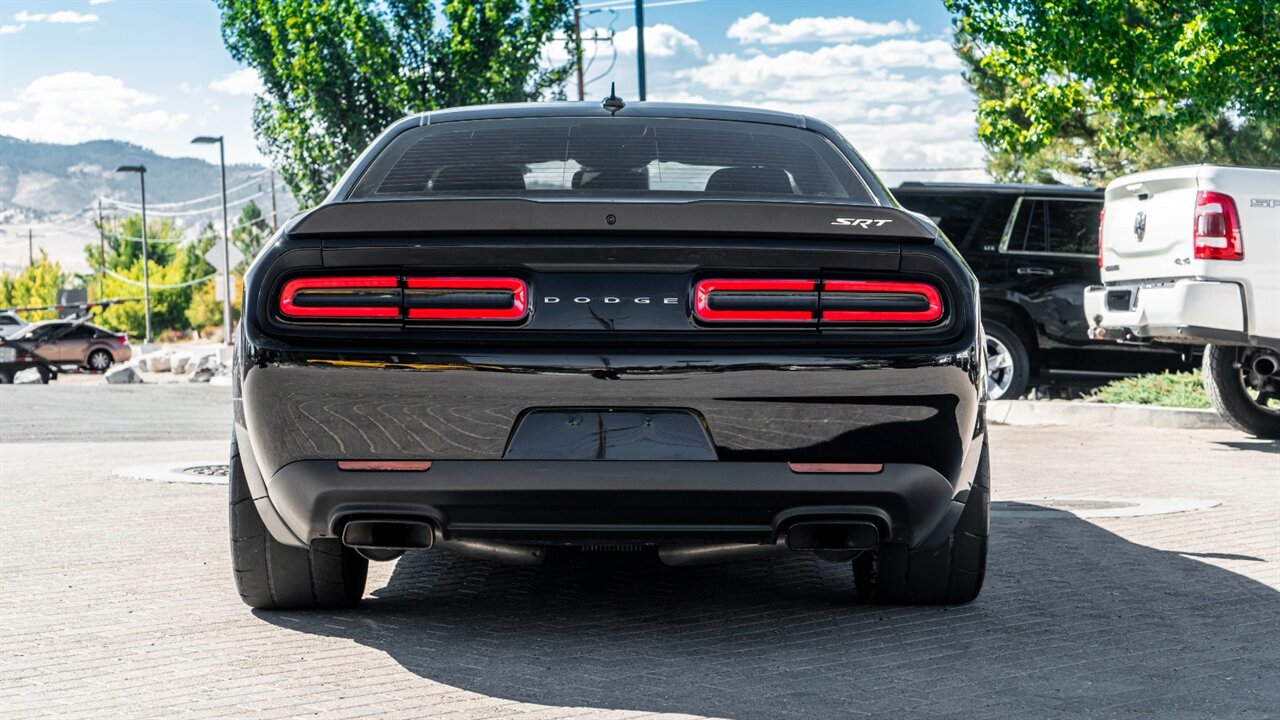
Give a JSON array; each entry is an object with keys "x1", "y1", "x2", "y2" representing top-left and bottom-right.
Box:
[
  {"x1": 170, "y1": 352, "x2": 193, "y2": 374},
  {"x1": 146, "y1": 354, "x2": 172, "y2": 373},
  {"x1": 106, "y1": 365, "x2": 143, "y2": 384},
  {"x1": 188, "y1": 367, "x2": 215, "y2": 383},
  {"x1": 13, "y1": 368, "x2": 46, "y2": 384}
]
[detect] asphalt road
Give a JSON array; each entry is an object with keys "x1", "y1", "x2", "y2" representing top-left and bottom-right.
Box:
[{"x1": 1, "y1": 384, "x2": 1277, "y2": 719}]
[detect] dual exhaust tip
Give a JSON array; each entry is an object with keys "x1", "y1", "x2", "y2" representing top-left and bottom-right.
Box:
[{"x1": 340, "y1": 518, "x2": 880, "y2": 567}]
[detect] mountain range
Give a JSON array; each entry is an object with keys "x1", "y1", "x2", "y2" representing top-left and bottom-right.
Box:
[{"x1": 0, "y1": 135, "x2": 297, "y2": 274}]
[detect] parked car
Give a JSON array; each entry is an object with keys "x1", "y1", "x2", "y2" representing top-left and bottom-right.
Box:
[
  {"x1": 894, "y1": 182, "x2": 1187, "y2": 400},
  {"x1": 0, "y1": 310, "x2": 28, "y2": 338},
  {"x1": 230, "y1": 100, "x2": 991, "y2": 610},
  {"x1": 3, "y1": 319, "x2": 131, "y2": 372},
  {"x1": 1084, "y1": 164, "x2": 1280, "y2": 437}
]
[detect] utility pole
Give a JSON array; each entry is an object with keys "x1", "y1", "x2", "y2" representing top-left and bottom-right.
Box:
[
  {"x1": 28, "y1": 229, "x2": 33, "y2": 266},
  {"x1": 635, "y1": 0, "x2": 647, "y2": 100},
  {"x1": 115, "y1": 164, "x2": 151, "y2": 343},
  {"x1": 97, "y1": 199, "x2": 106, "y2": 298},
  {"x1": 192, "y1": 135, "x2": 233, "y2": 345},
  {"x1": 574, "y1": 3, "x2": 586, "y2": 101},
  {"x1": 269, "y1": 168, "x2": 279, "y2": 231}
]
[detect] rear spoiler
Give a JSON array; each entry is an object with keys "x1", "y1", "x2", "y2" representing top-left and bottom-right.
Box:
[{"x1": 286, "y1": 199, "x2": 937, "y2": 242}]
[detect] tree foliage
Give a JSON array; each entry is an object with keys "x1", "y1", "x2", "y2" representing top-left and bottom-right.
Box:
[
  {"x1": 216, "y1": 0, "x2": 577, "y2": 205},
  {"x1": 947, "y1": 0, "x2": 1280, "y2": 183},
  {"x1": 0, "y1": 251, "x2": 66, "y2": 322}
]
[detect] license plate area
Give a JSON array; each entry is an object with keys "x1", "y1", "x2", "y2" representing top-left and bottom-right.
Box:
[{"x1": 503, "y1": 408, "x2": 717, "y2": 461}]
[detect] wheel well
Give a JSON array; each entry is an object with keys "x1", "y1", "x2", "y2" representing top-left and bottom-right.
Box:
[{"x1": 982, "y1": 300, "x2": 1040, "y2": 371}]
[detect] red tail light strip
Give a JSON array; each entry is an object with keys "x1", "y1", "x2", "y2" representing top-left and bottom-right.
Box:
[
  {"x1": 405, "y1": 277, "x2": 528, "y2": 320},
  {"x1": 693, "y1": 279, "x2": 818, "y2": 322},
  {"x1": 821, "y1": 280, "x2": 943, "y2": 323},
  {"x1": 788, "y1": 462, "x2": 884, "y2": 474},
  {"x1": 338, "y1": 460, "x2": 433, "y2": 472},
  {"x1": 278, "y1": 276, "x2": 401, "y2": 319}
]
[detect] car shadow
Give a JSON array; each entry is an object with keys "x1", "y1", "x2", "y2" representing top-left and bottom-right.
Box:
[
  {"x1": 1213, "y1": 438, "x2": 1280, "y2": 455},
  {"x1": 256, "y1": 502, "x2": 1279, "y2": 718}
]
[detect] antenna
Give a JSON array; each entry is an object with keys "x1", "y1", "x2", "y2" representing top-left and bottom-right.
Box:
[{"x1": 602, "y1": 82, "x2": 625, "y2": 115}]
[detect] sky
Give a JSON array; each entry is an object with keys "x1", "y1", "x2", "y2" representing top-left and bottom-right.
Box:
[{"x1": 0, "y1": 0, "x2": 988, "y2": 180}]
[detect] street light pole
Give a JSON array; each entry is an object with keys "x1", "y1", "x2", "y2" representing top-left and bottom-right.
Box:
[
  {"x1": 192, "y1": 135, "x2": 233, "y2": 345},
  {"x1": 115, "y1": 165, "x2": 151, "y2": 343},
  {"x1": 635, "y1": 0, "x2": 647, "y2": 100}
]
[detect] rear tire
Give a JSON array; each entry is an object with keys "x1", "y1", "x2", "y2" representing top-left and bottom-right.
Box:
[
  {"x1": 853, "y1": 439, "x2": 990, "y2": 604},
  {"x1": 983, "y1": 321, "x2": 1030, "y2": 400},
  {"x1": 1203, "y1": 344, "x2": 1280, "y2": 439},
  {"x1": 229, "y1": 440, "x2": 367, "y2": 609},
  {"x1": 87, "y1": 349, "x2": 112, "y2": 372}
]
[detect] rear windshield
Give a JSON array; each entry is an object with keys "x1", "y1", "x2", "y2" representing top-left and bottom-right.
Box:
[{"x1": 349, "y1": 117, "x2": 872, "y2": 203}]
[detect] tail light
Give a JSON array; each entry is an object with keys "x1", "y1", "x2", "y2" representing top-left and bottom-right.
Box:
[
  {"x1": 278, "y1": 276, "x2": 400, "y2": 319},
  {"x1": 1193, "y1": 191, "x2": 1243, "y2": 261},
  {"x1": 277, "y1": 275, "x2": 528, "y2": 322},
  {"x1": 405, "y1": 277, "x2": 528, "y2": 321},
  {"x1": 693, "y1": 279, "x2": 817, "y2": 322},
  {"x1": 821, "y1": 280, "x2": 942, "y2": 323},
  {"x1": 1097, "y1": 207, "x2": 1105, "y2": 268},
  {"x1": 116, "y1": 334, "x2": 128, "y2": 344},
  {"x1": 693, "y1": 278, "x2": 945, "y2": 326}
]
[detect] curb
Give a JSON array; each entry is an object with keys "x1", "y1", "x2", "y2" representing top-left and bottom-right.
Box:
[{"x1": 988, "y1": 400, "x2": 1231, "y2": 430}]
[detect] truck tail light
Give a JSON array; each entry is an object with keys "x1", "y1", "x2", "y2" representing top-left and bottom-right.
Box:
[
  {"x1": 1193, "y1": 191, "x2": 1243, "y2": 261},
  {"x1": 278, "y1": 276, "x2": 401, "y2": 319},
  {"x1": 405, "y1": 277, "x2": 528, "y2": 321},
  {"x1": 693, "y1": 279, "x2": 818, "y2": 322},
  {"x1": 1097, "y1": 208, "x2": 1105, "y2": 268},
  {"x1": 821, "y1": 280, "x2": 943, "y2": 324}
]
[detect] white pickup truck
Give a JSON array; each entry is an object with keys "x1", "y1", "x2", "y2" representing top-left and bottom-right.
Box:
[{"x1": 1084, "y1": 164, "x2": 1280, "y2": 437}]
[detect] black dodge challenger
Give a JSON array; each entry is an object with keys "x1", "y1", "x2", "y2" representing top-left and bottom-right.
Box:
[{"x1": 230, "y1": 99, "x2": 990, "y2": 609}]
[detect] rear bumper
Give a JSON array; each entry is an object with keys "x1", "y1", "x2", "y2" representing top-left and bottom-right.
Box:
[
  {"x1": 263, "y1": 458, "x2": 963, "y2": 550},
  {"x1": 1084, "y1": 280, "x2": 1247, "y2": 345}
]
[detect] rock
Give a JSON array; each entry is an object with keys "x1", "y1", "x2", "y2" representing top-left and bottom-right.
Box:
[
  {"x1": 170, "y1": 352, "x2": 193, "y2": 374},
  {"x1": 13, "y1": 368, "x2": 46, "y2": 384},
  {"x1": 106, "y1": 365, "x2": 143, "y2": 384},
  {"x1": 146, "y1": 354, "x2": 172, "y2": 373},
  {"x1": 193, "y1": 353, "x2": 219, "y2": 372},
  {"x1": 188, "y1": 367, "x2": 215, "y2": 383}
]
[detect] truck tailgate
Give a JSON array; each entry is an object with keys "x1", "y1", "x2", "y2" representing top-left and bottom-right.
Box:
[{"x1": 1101, "y1": 166, "x2": 1200, "y2": 283}]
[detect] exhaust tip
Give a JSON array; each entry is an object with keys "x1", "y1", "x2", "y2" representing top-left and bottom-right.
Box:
[
  {"x1": 786, "y1": 521, "x2": 879, "y2": 551},
  {"x1": 341, "y1": 519, "x2": 435, "y2": 552}
]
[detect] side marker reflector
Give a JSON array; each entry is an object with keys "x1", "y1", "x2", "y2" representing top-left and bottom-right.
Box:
[{"x1": 788, "y1": 463, "x2": 884, "y2": 474}]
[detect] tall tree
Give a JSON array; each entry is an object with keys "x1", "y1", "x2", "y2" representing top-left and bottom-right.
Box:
[
  {"x1": 216, "y1": 0, "x2": 577, "y2": 206},
  {"x1": 947, "y1": 0, "x2": 1280, "y2": 183}
]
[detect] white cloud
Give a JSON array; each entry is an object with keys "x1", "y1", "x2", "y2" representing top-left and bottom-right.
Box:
[
  {"x1": 728, "y1": 12, "x2": 919, "y2": 45},
  {"x1": 0, "y1": 72, "x2": 187, "y2": 145},
  {"x1": 209, "y1": 68, "x2": 264, "y2": 96},
  {"x1": 13, "y1": 10, "x2": 99, "y2": 24},
  {"x1": 89, "y1": 0, "x2": 113, "y2": 5},
  {"x1": 612, "y1": 24, "x2": 701, "y2": 57},
  {"x1": 0, "y1": 23, "x2": 23, "y2": 34}
]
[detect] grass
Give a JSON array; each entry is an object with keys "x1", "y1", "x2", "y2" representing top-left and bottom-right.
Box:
[{"x1": 1093, "y1": 370, "x2": 1211, "y2": 409}]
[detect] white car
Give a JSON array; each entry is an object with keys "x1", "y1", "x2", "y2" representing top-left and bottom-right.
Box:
[
  {"x1": 1084, "y1": 164, "x2": 1280, "y2": 437},
  {"x1": 0, "y1": 311, "x2": 28, "y2": 338}
]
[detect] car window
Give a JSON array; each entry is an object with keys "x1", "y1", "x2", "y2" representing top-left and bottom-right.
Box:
[
  {"x1": 350, "y1": 117, "x2": 872, "y2": 203},
  {"x1": 63, "y1": 326, "x2": 96, "y2": 340},
  {"x1": 0, "y1": 316, "x2": 19, "y2": 327},
  {"x1": 20, "y1": 324, "x2": 62, "y2": 341},
  {"x1": 895, "y1": 195, "x2": 985, "y2": 247},
  {"x1": 1006, "y1": 198, "x2": 1101, "y2": 256}
]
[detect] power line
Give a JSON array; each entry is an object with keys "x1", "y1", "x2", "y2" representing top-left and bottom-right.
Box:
[{"x1": 878, "y1": 167, "x2": 987, "y2": 172}]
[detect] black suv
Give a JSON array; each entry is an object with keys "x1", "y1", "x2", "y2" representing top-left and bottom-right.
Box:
[{"x1": 895, "y1": 182, "x2": 1184, "y2": 399}]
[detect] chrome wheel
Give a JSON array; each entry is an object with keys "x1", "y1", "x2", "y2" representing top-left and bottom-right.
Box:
[{"x1": 986, "y1": 335, "x2": 1015, "y2": 400}]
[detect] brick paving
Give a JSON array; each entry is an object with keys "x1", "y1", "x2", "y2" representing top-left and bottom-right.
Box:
[{"x1": 1, "y1": 389, "x2": 1277, "y2": 718}]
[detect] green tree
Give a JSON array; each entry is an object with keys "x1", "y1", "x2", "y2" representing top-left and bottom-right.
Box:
[
  {"x1": 0, "y1": 251, "x2": 66, "y2": 322},
  {"x1": 216, "y1": 0, "x2": 577, "y2": 206},
  {"x1": 947, "y1": 0, "x2": 1280, "y2": 183},
  {"x1": 231, "y1": 200, "x2": 270, "y2": 273}
]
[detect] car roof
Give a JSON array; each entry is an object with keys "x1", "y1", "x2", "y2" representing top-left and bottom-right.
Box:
[{"x1": 894, "y1": 181, "x2": 1103, "y2": 197}]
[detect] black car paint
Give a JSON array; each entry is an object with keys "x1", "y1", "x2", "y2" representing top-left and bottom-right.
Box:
[
  {"x1": 894, "y1": 182, "x2": 1186, "y2": 376},
  {"x1": 234, "y1": 103, "x2": 987, "y2": 551}
]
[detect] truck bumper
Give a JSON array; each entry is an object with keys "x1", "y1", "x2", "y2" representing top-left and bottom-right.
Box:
[{"x1": 1084, "y1": 280, "x2": 1248, "y2": 345}]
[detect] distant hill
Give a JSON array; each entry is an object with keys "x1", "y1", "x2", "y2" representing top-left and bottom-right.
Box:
[{"x1": 0, "y1": 135, "x2": 296, "y2": 274}]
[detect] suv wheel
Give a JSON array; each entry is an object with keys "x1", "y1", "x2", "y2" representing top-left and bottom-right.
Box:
[
  {"x1": 983, "y1": 321, "x2": 1030, "y2": 400},
  {"x1": 853, "y1": 439, "x2": 989, "y2": 604},
  {"x1": 1203, "y1": 344, "x2": 1280, "y2": 439},
  {"x1": 229, "y1": 440, "x2": 368, "y2": 609}
]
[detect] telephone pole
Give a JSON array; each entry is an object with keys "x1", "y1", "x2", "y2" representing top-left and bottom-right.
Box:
[
  {"x1": 268, "y1": 168, "x2": 279, "y2": 231},
  {"x1": 574, "y1": 3, "x2": 586, "y2": 101},
  {"x1": 27, "y1": 229, "x2": 33, "y2": 266},
  {"x1": 97, "y1": 199, "x2": 106, "y2": 297}
]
